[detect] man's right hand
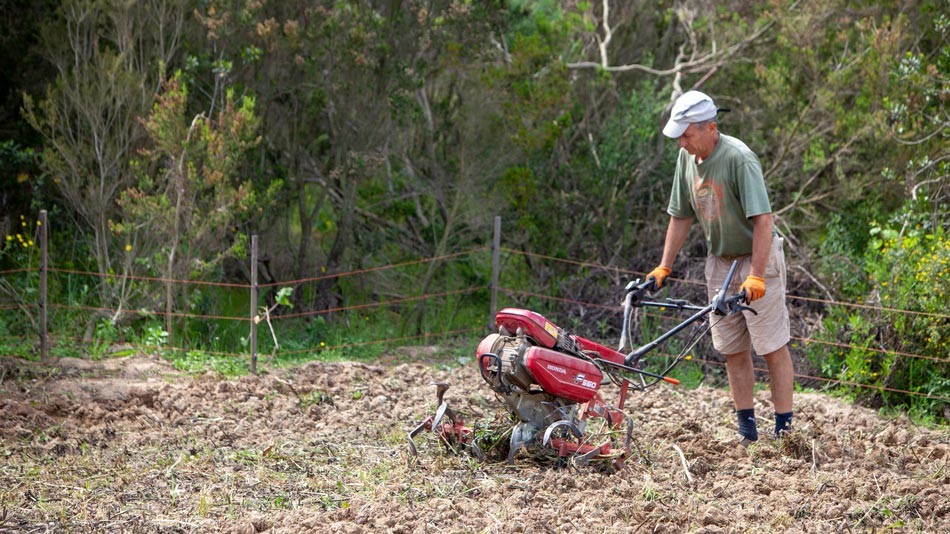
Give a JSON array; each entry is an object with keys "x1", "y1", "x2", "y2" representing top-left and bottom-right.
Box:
[{"x1": 646, "y1": 266, "x2": 672, "y2": 289}]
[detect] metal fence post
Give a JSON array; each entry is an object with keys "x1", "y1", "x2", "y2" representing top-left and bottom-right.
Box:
[
  {"x1": 250, "y1": 235, "x2": 258, "y2": 375},
  {"x1": 39, "y1": 209, "x2": 48, "y2": 361},
  {"x1": 489, "y1": 216, "x2": 501, "y2": 332}
]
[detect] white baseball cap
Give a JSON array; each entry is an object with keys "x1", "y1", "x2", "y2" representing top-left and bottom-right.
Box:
[{"x1": 662, "y1": 90, "x2": 718, "y2": 138}]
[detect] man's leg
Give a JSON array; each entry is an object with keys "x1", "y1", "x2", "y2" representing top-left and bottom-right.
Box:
[
  {"x1": 761, "y1": 344, "x2": 794, "y2": 413},
  {"x1": 725, "y1": 350, "x2": 756, "y2": 410},
  {"x1": 763, "y1": 344, "x2": 794, "y2": 435},
  {"x1": 725, "y1": 350, "x2": 758, "y2": 442}
]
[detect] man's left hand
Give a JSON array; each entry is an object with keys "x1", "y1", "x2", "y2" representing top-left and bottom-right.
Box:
[{"x1": 739, "y1": 275, "x2": 766, "y2": 302}]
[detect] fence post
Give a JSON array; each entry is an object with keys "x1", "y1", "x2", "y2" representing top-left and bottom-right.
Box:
[
  {"x1": 489, "y1": 216, "x2": 501, "y2": 332},
  {"x1": 250, "y1": 234, "x2": 258, "y2": 375},
  {"x1": 39, "y1": 209, "x2": 48, "y2": 361}
]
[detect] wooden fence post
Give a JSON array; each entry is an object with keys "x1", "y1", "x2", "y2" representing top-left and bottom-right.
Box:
[
  {"x1": 39, "y1": 209, "x2": 48, "y2": 361},
  {"x1": 489, "y1": 216, "x2": 501, "y2": 332},
  {"x1": 250, "y1": 235, "x2": 258, "y2": 375}
]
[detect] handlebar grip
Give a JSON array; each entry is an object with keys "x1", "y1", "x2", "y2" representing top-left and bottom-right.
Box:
[
  {"x1": 722, "y1": 289, "x2": 757, "y2": 315},
  {"x1": 725, "y1": 289, "x2": 748, "y2": 305},
  {"x1": 624, "y1": 278, "x2": 656, "y2": 294}
]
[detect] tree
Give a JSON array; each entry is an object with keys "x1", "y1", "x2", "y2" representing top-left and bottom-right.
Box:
[
  {"x1": 115, "y1": 72, "x2": 277, "y2": 341},
  {"x1": 194, "y1": 1, "x2": 512, "y2": 325},
  {"x1": 22, "y1": 0, "x2": 186, "y2": 314}
]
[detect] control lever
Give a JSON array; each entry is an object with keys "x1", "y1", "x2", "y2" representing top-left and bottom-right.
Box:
[
  {"x1": 723, "y1": 290, "x2": 758, "y2": 316},
  {"x1": 620, "y1": 277, "x2": 656, "y2": 351}
]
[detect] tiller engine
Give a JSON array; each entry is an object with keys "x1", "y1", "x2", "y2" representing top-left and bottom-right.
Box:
[{"x1": 408, "y1": 261, "x2": 752, "y2": 468}]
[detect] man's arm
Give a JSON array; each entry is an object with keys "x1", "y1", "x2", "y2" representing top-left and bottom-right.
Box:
[
  {"x1": 660, "y1": 216, "x2": 693, "y2": 269},
  {"x1": 737, "y1": 212, "x2": 773, "y2": 302},
  {"x1": 748, "y1": 213, "x2": 773, "y2": 278},
  {"x1": 645, "y1": 216, "x2": 692, "y2": 288}
]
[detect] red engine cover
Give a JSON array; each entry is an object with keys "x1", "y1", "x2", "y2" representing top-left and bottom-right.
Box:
[
  {"x1": 495, "y1": 308, "x2": 559, "y2": 348},
  {"x1": 523, "y1": 346, "x2": 602, "y2": 403}
]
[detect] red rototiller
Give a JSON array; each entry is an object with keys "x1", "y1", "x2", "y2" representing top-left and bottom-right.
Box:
[{"x1": 408, "y1": 261, "x2": 753, "y2": 468}]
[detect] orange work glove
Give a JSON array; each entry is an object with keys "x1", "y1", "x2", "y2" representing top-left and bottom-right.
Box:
[
  {"x1": 646, "y1": 266, "x2": 672, "y2": 289},
  {"x1": 739, "y1": 275, "x2": 766, "y2": 302}
]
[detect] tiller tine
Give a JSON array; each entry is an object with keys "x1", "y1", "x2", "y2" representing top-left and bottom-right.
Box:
[
  {"x1": 407, "y1": 420, "x2": 428, "y2": 457},
  {"x1": 432, "y1": 381, "x2": 450, "y2": 405},
  {"x1": 624, "y1": 416, "x2": 635, "y2": 450},
  {"x1": 469, "y1": 440, "x2": 484, "y2": 461},
  {"x1": 541, "y1": 420, "x2": 583, "y2": 447},
  {"x1": 507, "y1": 438, "x2": 525, "y2": 465},
  {"x1": 407, "y1": 382, "x2": 479, "y2": 459},
  {"x1": 431, "y1": 402, "x2": 449, "y2": 429},
  {"x1": 540, "y1": 417, "x2": 632, "y2": 468},
  {"x1": 574, "y1": 446, "x2": 602, "y2": 468}
]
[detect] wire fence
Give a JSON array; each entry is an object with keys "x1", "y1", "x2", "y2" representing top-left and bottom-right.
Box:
[{"x1": 1, "y1": 213, "x2": 947, "y2": 404}]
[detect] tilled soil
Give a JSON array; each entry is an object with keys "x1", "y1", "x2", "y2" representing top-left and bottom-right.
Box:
[{"x1": 0, "y1": 351, "x2": 947, "y2": 533}]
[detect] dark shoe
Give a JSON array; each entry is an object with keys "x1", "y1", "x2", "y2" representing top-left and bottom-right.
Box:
[
  {"x1": 737, "y1": 435, "x2": 757, "y2": 448},
  {"x1": 775, "y1": 426, "x2": 793, "y2": 440}
]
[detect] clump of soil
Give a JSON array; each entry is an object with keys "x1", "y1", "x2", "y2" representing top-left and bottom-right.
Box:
[{"x1": 0, "y1": 353, "x2": 947, "y2": 533}]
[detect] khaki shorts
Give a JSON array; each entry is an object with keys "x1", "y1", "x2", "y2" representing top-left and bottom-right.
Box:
[{"x1": 704, "y1": 235, "x2": 790, "y2": 355}]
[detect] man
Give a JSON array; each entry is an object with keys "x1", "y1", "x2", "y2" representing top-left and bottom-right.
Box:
[{"x1": 646, "y1": 90, "x2": 794, "y2": 446}]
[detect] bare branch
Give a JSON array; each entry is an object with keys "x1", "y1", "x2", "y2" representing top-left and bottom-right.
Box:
[
  {"x1": 911, "y1": 155, "x2": 950, "y2": 200},
  {"x1": 567, "y1": 0, "x2": 781, "y2": 97},
  {"x1": 598, "y1": 0, "x2": 613, "y2": 68},
  {"x1": 893, "y1": 121, "x2": 949, "y2": 146}
]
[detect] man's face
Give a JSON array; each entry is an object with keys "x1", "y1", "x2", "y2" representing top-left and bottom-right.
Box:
[{"x1": 678, "y1": 122, "x2": 717, "y2": 159}]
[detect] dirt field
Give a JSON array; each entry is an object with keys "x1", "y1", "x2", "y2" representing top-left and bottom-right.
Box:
[{"x1": 1, "y1": 350, "x2": 947, "y2": 533}]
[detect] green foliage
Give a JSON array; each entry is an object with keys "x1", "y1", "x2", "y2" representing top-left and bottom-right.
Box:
[
  {"x1": 869, "y1": 212, "x2": 950, "y2": 351},
  {"x1": 883, "y1": 7, "x2": 950, "y2": 225},
  {"x1": 815, "y1": 208, "x2": 877, "y2": 296},
  {"x1": 88, "y1": 319, "x2": 120, "y2": 360},
  {"x1": 143, "y1": 325, "x2": 169, "y2": 350},
  {"x1": 1, "y1": 214, "x2": 39, "y2": 268},
  {"x1": 0, "y1": 213, "x2": 42, "y2": 339},
  {"x1": 495, "y1": 166, "x2": 541, "y2": 240},
  {"x1": 489, "y1": 31, "x2": 573, "y2": 153},
  {"x1": 0, "y1": 141, "x2": 45, "y2": 219},
  {"x1": 168, "y1": 349, "x2": 249, "y2": 377},
  {"x1": 807, "y1": 206, "x2": 950, "y2": 419},
  {"x1": 508, "y1": 0, "x2": 588, "y2": 43},
  {"x1": 113, "y1": 71, "x2": 280, "y2": 343},
  {"x1": 800, "y1": 7, "x2": 950, "y2": 420}
]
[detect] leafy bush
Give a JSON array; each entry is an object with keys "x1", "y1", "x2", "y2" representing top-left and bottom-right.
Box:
[{"x1": 808, "y1": 205, "x2": 950, "y2": 422}]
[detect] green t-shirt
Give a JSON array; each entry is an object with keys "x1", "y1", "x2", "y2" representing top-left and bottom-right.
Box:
[{"x1": 667, "y1": 133, "x2": 772, "y2": 257}]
